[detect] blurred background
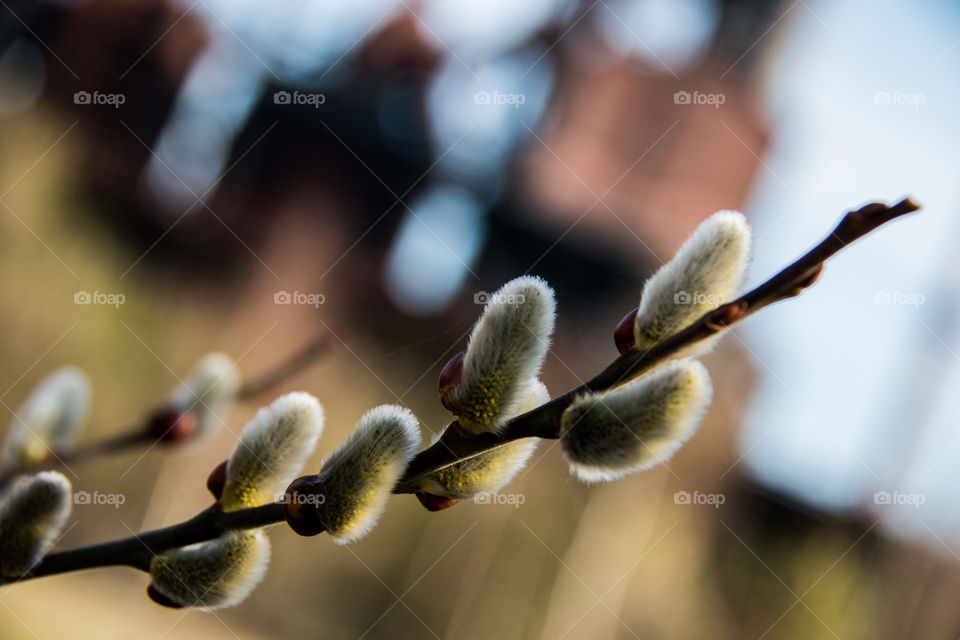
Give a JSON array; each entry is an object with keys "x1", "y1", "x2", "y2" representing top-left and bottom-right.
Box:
[{"x1": 0, "y1": 0, "x2": 958, "y2": 637}]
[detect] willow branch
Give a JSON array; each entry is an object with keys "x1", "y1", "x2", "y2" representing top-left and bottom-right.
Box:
[
  {"x1": 395, "y1": 197, "x2": 920, "y2": 488},
  {"x1": 7, "y1": 198, "x2": 919, "y2": 585}
]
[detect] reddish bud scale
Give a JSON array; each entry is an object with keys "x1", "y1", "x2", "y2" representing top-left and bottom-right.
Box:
[
  {"x1": 147, "y1": 583, "x2": 185, "y2": 609},
  {"x1": 206, "y1": 460, "x2": 228, "y2": 500},
  {"x1": 613, "y1": 308, "x2": 639, "y2": 354},
  {"x1": 438, "y1": 350, "x2": 465, "y2": 413},
  {"x1": 705, "y1": 301, "x2": 748, "y2": 330},
  {"x1": 797, "y1": 263, "x2": 824, "y2": 289},
  {"x1": 146, "y1": 407, "x2": 197, "y2": 444},
  {"x1": 449, "y1": 419, "x2": 471, "y2": 439},
  {"x1": 283, "y1": 475, "x2": 327, "y2": 537},
  {"x1": 415, "y1": 491, "x2": 461, "y2": 512}
]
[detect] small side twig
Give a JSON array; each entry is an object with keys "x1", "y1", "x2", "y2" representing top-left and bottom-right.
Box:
[
  {"x1": 0, "y1": 334, "x2": 333, "y2": 489},
  {"x1": 236, "y1": 333, "x2": 333, "y2": 401},
  {"x1": 0, "y1": 431, "x2": 150, "y2": 490},
  {"x1": 6, "y1": 198, "x2": 919, "y2": 585}
]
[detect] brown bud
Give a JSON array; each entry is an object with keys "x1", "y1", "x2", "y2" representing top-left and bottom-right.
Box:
[
  {"x1": 797, "y1": 263, "x2": 824, "y2": 290},
  {"x1": 415, "y1": 491, "x2": 461, "y2": 512},
  {"x1": 450, "y1": 419, "x2": 470, "y2": 439},
  {"x1": 146, "y1": 407, "x2": 197, "y2": 444},
  {"x1": 783, "y1": 264, "x2": 826, "y2": 298},
  {"x1": 613, "y1": 308, "x2": 638, "y2": 354},
  {"x1": 705, "y1": 300, "x2": 748, "y2": 330},
  {"x1": 147, "y1": 583, "x2": 184, "y2": 609},
  {"x1": 283, "y1": 475, "x2": 327, "y2": 537},
  {"x1": 438, "y1": 350, "x2": 465, "y2": 413},
  {"x1": 206, "y1": 459, "x2": 228, "y2": 500},
  {"x1": 852, "y1": 202, "x2": 888, "y2": 218}
]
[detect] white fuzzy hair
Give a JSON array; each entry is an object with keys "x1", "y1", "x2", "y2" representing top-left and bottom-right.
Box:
[
  {"x1": 2, "y1": 366, "x2": 90, "y2": 469},
  {"x1": 169, "y1": 352, "x2": 240, "y2": 438},
  {"x1": 149, "y1": 530, "x2": 271, "y2": 609},
  {"x1": 561, "y1": 360, "x2": 712, "y2": 483},
  {"x1": 221, "y1": 392, "x2": 324, "y2": 512},
  {"x1": 314, "y1": 405, "x2": 421, "y2": 544},
  {"x1": 418, "y1": 379, "x2": 549, "y2": 499},
  {"x1": 0, "y1": 471, "x2": 72, "y2": 577},
  {"x1": 633, "y1": 211, "x2": 751, "y2": 356},
  {"x1": 449, "y1": 276, "x2": 556, "y2": 435}
]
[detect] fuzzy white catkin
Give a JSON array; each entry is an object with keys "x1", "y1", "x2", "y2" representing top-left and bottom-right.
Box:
[
  {"x1": 633, "y1": 211, "x2": 751, "y2": 356},
  {"x1": 417, "y1": 380, "x2": 548, "y2": 500},
  {"x1": 2, "y1": 366, "x2": 90, "y2": 469},
  {"x1": 149, "y1": 530, "x2": 270, "y2": 609},
  {"x1": 0, "y1": 471, "x2": 72, "y2": 577},
  {"x1": 448, "y1": 276, "x2": 556, "y2": 435},
  {"x1": 561, "y1": 360, "x2": 712, "y2": 482},
  {"x1": 313, "y1": 405, "x2": 420, "y2": 544},
  {"x1": 220, "y1": 392, "x2": 324, "y2": 512},
  {"x1": 168, "y1": 353, "x2": 239, "y2": 438}
]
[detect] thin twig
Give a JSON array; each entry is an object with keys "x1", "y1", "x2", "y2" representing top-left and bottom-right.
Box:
[
  {"x1": 0, "y1": 431, "x2": 149, "y2": 490},
  {"x1": 236, "y1": 333, "x2": 333, "y2": 400},
  {"x1": 0, "y1": 334, "x2": 333, "y2": 488},
  {"x1": 8, "y1": 198, "x2": 919, "y2": 585}
]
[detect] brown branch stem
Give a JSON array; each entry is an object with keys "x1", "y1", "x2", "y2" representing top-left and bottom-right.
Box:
[
  {"x1": 10, "y1": 503, "x2": 285, "y2": 582},
  {"x1": 7, "y1": 198, "x2": 919, "y2": 586}
]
